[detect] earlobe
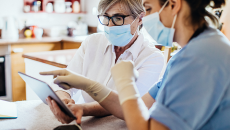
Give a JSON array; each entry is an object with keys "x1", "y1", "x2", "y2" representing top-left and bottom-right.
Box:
[
  {"x1": 139, "y1": 12, "x2": 146, "y2": 19},
  {"x1": 138, "y1": 21, "x2": 143, "y2": 26},
  {"x1": 138, "y1": 12, "x2": 145, "y2": 26}
]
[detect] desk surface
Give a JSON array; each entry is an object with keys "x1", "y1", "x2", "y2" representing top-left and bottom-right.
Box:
[{"x1": 0, "y1": 100, "x2": 127, "y2": 130}]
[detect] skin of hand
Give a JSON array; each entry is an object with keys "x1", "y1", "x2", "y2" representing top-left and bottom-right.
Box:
[
  {"x1": 55, "y1": 90, "x2": 75, "y2": 104},
  {"x1": 62, "y1": 98, "x2": 75, "y2": 105},
  {"x1": 46, "y1": 97, "x2": 83, "y2": 124}
]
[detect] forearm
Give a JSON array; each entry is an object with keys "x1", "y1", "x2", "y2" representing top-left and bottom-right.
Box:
[
  {"x1": 81, "y1": 101, "x2": 111, "y2": 117},
  {"x1": 122, "y1": 98, "x2": 150, "y2": 130},
  {"x1": 99, "y1": 91, "x2": 124, "y2": 119},
  {"x1": 81, "y1": 91, "x2": 124, "y2": 119},
  {"x1": 122, "y1": 98, "x2": 168, "y2": 130}
]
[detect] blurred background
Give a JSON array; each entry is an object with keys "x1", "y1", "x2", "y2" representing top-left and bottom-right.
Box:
[
  {"x1": 0, "y1": 0, "x2": 101, "y2": 39},
  {"x1": 0, "y1": 0, "x2": 102, "y2": 102}
]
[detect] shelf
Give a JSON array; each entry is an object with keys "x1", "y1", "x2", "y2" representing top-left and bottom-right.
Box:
[
  {"x1": 23, "y1": 0, "x2": 82, "y2": 14},
  {"x1": 24, "y1": 11, "x2": 86, "y2": 14}
]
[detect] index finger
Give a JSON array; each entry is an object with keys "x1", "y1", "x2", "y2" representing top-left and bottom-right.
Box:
[{"x1": 39, "y1": 69, "x2": 66, "y2": 76}]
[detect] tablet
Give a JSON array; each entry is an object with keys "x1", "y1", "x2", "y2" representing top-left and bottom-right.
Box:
[{"x1": 18, "y1": 71, "x2": 76, "y2": 119}]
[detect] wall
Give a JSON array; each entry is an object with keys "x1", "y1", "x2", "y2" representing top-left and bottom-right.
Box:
[
  {"x1": 0, "y1": 0, "x2": 100, "y2": 29},
  {"x1": 85, "y1": 0, "x2": 100, "y2": 27}
]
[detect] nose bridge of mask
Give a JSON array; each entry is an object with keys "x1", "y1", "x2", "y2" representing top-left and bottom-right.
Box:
[{"x1": 104, "y1": 17, "x2": 137, "y2": 47}]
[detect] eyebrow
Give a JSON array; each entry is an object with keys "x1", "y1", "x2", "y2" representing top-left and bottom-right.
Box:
[{"x1": 143, "y1": 2, "x2": 150, "y2": 7}]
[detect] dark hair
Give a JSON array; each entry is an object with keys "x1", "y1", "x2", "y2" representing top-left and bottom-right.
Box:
[{"x1": 159, "y1": 0, "x2": 226, "y2": 29}]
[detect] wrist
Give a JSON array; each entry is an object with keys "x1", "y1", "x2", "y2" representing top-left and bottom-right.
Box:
[
  {"x1": 85, "y1": 83, "x2": 112, "y2": 103},
  {"x1": 80, "y1": 103, "x2": 89, "y2": 116},
  {"x1": 115, "y1": 81, "x2": 140, "y2": 105}
]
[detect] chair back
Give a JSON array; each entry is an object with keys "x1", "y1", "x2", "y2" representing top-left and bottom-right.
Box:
[
  {"x1": 163, "y1": 47, "x2": 172, "y2": 63},
  {"x1": 155, "y1": 45, "x2": 172, "y2": 63}
]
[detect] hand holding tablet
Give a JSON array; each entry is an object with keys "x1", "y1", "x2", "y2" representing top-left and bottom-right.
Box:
[{"x1": 18, "y1": 72, "x2": 76, "y2": 119}]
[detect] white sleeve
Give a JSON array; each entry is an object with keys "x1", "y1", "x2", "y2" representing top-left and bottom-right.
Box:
[
  {"x1": 51, "y1": 36, "x2": 90, "y2": 97},
  {"x1": 135, "y1": 52, "x2": 165, "y2": 96}
]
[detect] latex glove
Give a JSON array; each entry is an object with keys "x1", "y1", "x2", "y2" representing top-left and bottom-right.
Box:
[
  {"x1": 40, "y1": 69, "x2": 111, "y2": 103},
  {"x1": 111, "y1": 60, "x2": 139, "y2": 105}
]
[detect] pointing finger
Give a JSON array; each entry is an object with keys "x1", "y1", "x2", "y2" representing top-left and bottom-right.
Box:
[{"x1": 39, "y1": 69, "x2": 67, "y2": 76}]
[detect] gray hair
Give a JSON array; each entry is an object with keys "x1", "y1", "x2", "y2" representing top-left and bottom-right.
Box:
[{"x1": 98, "y1": 0, "x2": 144, "y2": 19}]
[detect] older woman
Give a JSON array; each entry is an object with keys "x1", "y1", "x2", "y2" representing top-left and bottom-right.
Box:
[{"x1": 41, "y1": 0, "x2": 164, "y2": 124}]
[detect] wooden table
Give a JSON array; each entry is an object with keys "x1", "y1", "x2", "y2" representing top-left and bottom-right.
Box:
[{"x1": 0, "y1": 100, "x2": 127, "y2": 130}]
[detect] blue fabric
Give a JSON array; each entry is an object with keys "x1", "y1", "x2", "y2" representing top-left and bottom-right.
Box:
[
  {"x1": 142, "y1": 12, "x2": 175, "y2": 47},
  {"x1": 148, "y1": 27, "x2": 230, "y2": 130},
  {"x1": 104, "y1": 24, "x2": 134, "y2": 47}
]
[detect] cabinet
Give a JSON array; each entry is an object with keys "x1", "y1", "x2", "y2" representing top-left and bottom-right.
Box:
[
  {"x1": 11, "y1": 42, "x2": 61, "y2": 101},
  {"x1": 62, "y1": 41, "x2": 81, "y2": 49}
]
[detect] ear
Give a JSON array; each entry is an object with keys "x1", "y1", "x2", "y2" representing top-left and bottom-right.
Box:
[
  {"x1": 139, "y1": 12, "x2": 146, "y2": 19},
  {"x1": 138, "y1": 12, "x2": 146, "y2": 26},
  {"x1": 169, "y1": 0, "x2": 181, "y2": 16}
]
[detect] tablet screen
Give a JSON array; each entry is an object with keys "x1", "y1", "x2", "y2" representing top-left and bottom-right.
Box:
[{"x1": 18, "y1": 72, "x2": 76, "y2": 119}]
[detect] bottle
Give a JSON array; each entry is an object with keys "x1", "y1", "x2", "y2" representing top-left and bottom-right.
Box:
[
  {"x1": 46, "y1": 3, "x2": 53, "y2": 13},
  {"x1": 73, "y1": 1, "x2": 80, "y2": 13},
  {"x1": 65, "y1": 2, "x2": 72, "y2": 13},
  {"x1": 54, "y1": 0, "x2": 65, "y2": 13},
  {"x1": 32, "y1": 1, "x2": 38, "y2": 12}
]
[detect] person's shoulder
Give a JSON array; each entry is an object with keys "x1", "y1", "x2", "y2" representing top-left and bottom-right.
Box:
[
  {"x1": 140, "y1": 34, "x2": 164, "y2": 57},
  {"x1": 83, "y1": 32, "x2": 109, "y2": 46},
  {"x1": 86, "y1": 32, "x2": 107, "y2": 41},
  {"x1": 188, "y1": 27, "x2": 230, "y2": 50},
  {"x1": 183, "y1": 27, "x2": 230, "y2": 66}
]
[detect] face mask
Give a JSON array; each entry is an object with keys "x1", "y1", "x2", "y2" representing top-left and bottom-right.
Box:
[
  {"x1": 142, "y1": 0, "x2": 177, "y2": 47},
  {"x1": 104, "y1": 17, "x2": 138, "y2": 47}
]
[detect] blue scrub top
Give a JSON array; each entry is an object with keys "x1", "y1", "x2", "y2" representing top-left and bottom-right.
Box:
[{"x1": 148, "y1": 27, "x2": 230, "y2": 130}]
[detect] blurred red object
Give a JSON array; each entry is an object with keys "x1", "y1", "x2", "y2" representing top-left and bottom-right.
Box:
[{"x1": 30, "y1": 26, "x2": 38, "y2": 38}]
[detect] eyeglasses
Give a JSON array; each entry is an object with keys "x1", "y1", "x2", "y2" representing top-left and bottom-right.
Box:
[{"x1": 97, "y1": 15, "x2": 131, "y2": 26}]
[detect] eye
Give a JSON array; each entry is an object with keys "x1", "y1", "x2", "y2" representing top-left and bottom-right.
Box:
[
  {"x1": 114, "y1": 16, "x2": 122, "y2": 21},
  {"x1": 145, "y1": 8, "x2": 152, "y2": 12}
]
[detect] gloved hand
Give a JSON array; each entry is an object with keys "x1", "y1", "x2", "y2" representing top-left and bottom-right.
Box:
[
  {"x1": 111, "y1": 60, "x2": 139, "y2": 105},
  {"x1": 40, "y1": 69, "x2": 111, "y2": 103}
]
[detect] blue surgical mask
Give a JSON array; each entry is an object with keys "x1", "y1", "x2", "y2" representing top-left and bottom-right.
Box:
[
  {"x1": 142, "y1": 0, "x2": 177, "y2": 47},
  {"x1": 104, "y1": 18, "x2": 138, "y2": 47}
]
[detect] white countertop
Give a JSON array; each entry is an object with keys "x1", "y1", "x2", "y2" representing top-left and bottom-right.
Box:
[{"x1": 0, "y1": 36, "x2": 88, "y2": 45}]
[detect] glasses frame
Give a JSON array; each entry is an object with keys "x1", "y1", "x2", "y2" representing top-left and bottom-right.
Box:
[{"x1": 97, "y1": 15, "x2": 131, "y2": 26}]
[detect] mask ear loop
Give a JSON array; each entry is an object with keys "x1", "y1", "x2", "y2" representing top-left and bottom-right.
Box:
[
  {"x1": 131, "y1": 15, "x2": 140, "y2": 36},
  {"x1": 171, "y1": 14, "x2": 177, "y2": 29},
  {"x1": 159, "y1": 0, "x2": 169, "y2": 14}
]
